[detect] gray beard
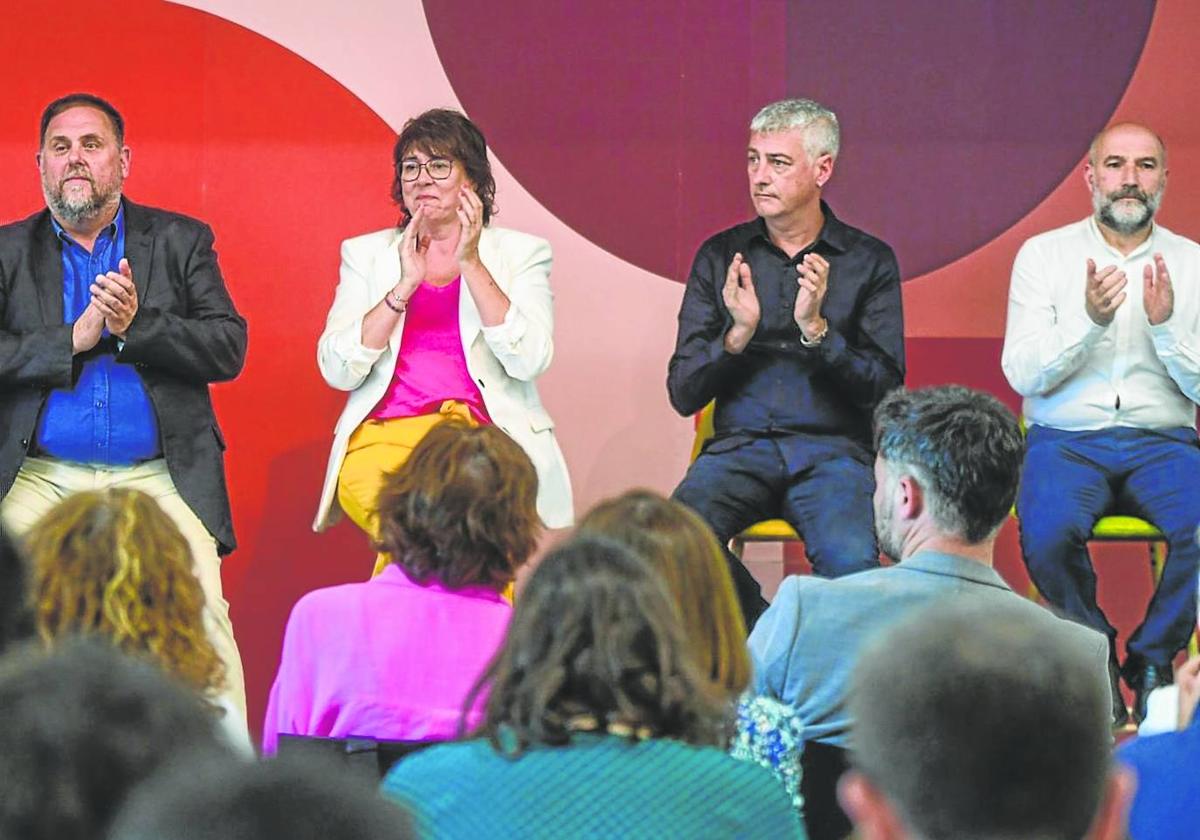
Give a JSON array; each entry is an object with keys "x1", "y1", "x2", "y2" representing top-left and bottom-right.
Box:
[
  {"x1": 46, "y1": 188, "x2": 117, "y2": 226},
  {"x1": 1093, "y1": 188, "x2": 1162, "y2": 236},
  {"x1": 874, "y1": 505, "x2": 902, "y2": 563}
]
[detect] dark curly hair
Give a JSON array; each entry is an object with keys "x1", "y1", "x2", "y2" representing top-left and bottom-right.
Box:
[
  {"x1": 391, "y1": 108, "x2": 496, "y2": 227},
  {"x1": 464, "y1": 535, "x2": 729, "y2": 754},
  {"x1": 375, "y1": 420, "x2": 540, "y2": 589}
]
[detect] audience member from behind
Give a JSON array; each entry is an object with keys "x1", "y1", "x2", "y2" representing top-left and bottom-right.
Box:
[
  {"x1": 578, "y1": 489, "x2": 805, "y2": 811},
  {"x1": 24, "y1": 488, "x2": 249, "y2": 751},
  {"x1": 0, "y1": 639, "x2": 228, "y2": 840},
  {"x1": 749, "y1": 385, "x2": 1111, "y2": 840},
  {"x1": 0, "y1": 526, "x2": 33, "y2": 653},
  {"x1": 841, "y1": 601, "x2": 1132, "y2": 840},
  {"x1": 111, "y1": 753, "x2": 414, "y2": 840},
  {"x1": 1118, "y1": 652, "x2": 1200, "y2": 838},
  {"x1": 577, "y1": 489, "x2": 750, "y2": 698},
  {"x1": 381, "y1": 535, "x2": 805, "y2": 839},
  {"x1": 263, "y1": 420, "x2": 540, "y2": 752}
]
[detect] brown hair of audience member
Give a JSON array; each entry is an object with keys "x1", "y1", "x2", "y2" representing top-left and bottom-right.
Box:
[
  {"x1": 466, "y1": 535, "x2": 728, "y2": 755},
  {"x1": 25, "y1": 489, "x2": 225, "y2": 700},
  {"x1": 375, "y1": 419, "x2": 540, "y2": 590},
  {"x1": 391, "y1": 108, "x2": 497, "y2": 226},
  {"x1": 577, "y1": 489, "x2": 750, "y2": 699}
]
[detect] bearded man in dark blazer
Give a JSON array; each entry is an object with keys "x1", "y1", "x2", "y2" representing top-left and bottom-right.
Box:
[{"x1": 0, "y1": 93, "x2": 248, "y2": 724}]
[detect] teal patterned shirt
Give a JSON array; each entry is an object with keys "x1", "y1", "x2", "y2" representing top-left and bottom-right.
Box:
[{"x1": 381, "y1": 731, "x2": 806, "y2": 839}]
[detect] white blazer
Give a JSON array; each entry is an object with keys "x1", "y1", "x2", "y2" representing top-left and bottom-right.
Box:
[{"x1": 313, "y1": 225, "x2": 574, "y2": 531}]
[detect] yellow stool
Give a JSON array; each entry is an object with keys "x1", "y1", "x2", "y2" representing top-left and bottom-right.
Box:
[{"x1": 691, "y1": 401, "x2": 803, "y2": 560}]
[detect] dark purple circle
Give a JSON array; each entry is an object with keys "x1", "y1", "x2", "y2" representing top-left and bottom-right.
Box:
[{"x1": 425, "y1": 2, "x2": 1153, "y2": 280}]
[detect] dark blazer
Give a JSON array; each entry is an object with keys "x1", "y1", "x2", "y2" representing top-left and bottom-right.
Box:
[{"x1": 0, "y1": 199, "x2": 247, "y2": 553}]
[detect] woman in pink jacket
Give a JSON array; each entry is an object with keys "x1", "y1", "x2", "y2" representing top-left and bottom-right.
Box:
[{"x1": 263, "y1": 420, "x2": 540, "y2": 752}]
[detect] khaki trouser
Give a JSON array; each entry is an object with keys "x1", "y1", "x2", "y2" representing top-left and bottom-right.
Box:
[{"x1": 0, "y1": 457, "x2": 248, "y2": 727}]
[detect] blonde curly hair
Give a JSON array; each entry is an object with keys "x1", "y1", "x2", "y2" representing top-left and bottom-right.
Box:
[{"x1": 26, "y1": 488, "x2": 225, "y2": 700}]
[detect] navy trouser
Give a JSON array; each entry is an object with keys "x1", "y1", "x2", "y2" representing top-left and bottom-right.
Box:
[
  {"x1": 672, "y1": 435, "x2": 880, "y2": 630},
  {"x1": 1018, "y1": 425, "x2": 1200, "y2": 666}
]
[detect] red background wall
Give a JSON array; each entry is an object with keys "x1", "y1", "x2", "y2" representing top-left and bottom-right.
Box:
[{"x1": 2, "y1": 1, "x2": 1196, "y2": 736}]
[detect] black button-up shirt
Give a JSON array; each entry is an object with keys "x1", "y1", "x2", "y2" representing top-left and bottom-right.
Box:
[{"x1": 667, "y1": 202, "x2": 905, "y2": 461}]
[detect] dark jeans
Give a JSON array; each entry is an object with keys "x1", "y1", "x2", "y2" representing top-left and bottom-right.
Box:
[
  {"x1": 672, "y1": 436, "x2": 880, "y2": 629},
  {"x1": 800, "y1": 741, "x2": 853, "y2": 840},
  {"x1": 1018, "y1": 425, "x2": 1200, "y2": 665}
]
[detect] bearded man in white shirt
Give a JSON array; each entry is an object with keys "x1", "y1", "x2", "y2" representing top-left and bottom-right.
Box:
[{"x1": 1002, "y1": 122, "x2": 1200, "y2": 727}]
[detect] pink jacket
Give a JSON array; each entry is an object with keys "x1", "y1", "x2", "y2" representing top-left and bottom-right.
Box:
[{"x1": 262, "y1": 564, "x2": 510, "y2": 753}]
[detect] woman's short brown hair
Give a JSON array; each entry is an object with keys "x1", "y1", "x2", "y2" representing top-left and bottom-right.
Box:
[
  {"x1": 391, "y1": 108, "x2": 497, "y2": 226},
  {"x1": 25, "y1": 489, "x2": 225, "y2": 699},
  {"x1": 467, "y1": 535, "x2": 728, "y2": 753},
  {"x1": 375, "y1": 420, "x2": 540, "y2": 589},
  {"x1": 577, "y1": 489, "x2": 750, "y2": 699}
]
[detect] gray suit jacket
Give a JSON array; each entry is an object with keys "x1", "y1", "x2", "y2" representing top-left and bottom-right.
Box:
[
  {"x1": 0, "y1": 200, "x2": 246, "y2": 553},
  {"x1": 748, "y1": 551, "x2": 1112, "y2": 748}
]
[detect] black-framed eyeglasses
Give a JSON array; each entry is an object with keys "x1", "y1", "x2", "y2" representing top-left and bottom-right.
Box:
[{"x1": 397, "y1": 158, "x2": 454, "y2": 182}]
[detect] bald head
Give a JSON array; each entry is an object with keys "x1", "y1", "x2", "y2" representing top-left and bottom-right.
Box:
[{"x1": 1088, "y1": 122, "x2": 1167, "y2": 169}]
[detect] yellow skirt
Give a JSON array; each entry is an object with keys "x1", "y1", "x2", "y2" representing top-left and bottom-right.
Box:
[{"x1": 336, "y1": 400, "x2": 477, "y2": 540}]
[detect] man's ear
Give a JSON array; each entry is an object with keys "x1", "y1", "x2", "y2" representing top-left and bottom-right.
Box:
[
  {"x1": 839, "y1": 771, "x2": 906, "y2": 840},
  {"x1": 896, "y1": 475, "x2": 923, "y2": 522},
  {"x1": 1086, "y1": 766, "x2": 1135, "y2": 840},
  {"x1": 814, "y1": 152, "x2": 835, "y2": 189}
]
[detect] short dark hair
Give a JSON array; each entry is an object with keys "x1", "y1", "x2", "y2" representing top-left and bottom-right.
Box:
[
  {"x1": 375, "y1": 420, "x2": 540, "y2": 589},
  {"x1": 390, "y1": 108, "x2": 496, "y2": 225},
  {"x1": 849, "y1": 600, "x2": 1111, "y2": 840},
  {"x1": 0, "y1": 526, "x2": 33, "y2": 654},
  {"x1": 467, "y1": 535, "x2": 728, "y2": 754},
  {"x1": 110, "y1": 754, "x2": 415, "y2": 840},
  {"x1": 40, "y1": 92, "x2": 125, "y2": 147},
  {"x1": 873, "y1": 385, "x2": 1023, "y2": 543},
  {"x1": 0, "y1": 639, "x2": 226, "y2": 840}
]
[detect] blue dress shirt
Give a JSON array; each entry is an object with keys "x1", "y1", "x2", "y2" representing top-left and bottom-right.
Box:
[{"x1": 35, "y1": 206, "x2": 161, "y2": 465}]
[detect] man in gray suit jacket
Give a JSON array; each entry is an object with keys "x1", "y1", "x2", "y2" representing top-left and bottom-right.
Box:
[
  {"x1": 0, "y1": 93, "x2": 247, "y2": 719},
  {"x1": 749, "y1": 385, "x2": 1112, "y2": 839}
]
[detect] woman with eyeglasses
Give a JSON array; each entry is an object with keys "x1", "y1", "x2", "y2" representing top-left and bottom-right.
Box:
[{"x1": 313, "y1": 109, "x2": 572, "y2": 557}]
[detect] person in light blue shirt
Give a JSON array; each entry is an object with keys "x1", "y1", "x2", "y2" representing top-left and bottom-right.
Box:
[{"x1": 749, "y1": 386, "x2": 1112, "y2": 840}]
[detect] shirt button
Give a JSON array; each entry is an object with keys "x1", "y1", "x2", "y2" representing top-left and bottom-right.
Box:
[{"x1": 95, "y1": 400, "x2": 105, "y2": 408}]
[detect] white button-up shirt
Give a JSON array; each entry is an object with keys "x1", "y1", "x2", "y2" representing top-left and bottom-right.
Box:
[{"x1": 1002, "y1": 216, "x2": 1200, "y2": 431}]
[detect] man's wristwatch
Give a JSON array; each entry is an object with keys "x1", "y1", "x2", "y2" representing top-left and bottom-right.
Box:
[{"x1": 800, "y1": 320, "x2": 828, "y2": 347}]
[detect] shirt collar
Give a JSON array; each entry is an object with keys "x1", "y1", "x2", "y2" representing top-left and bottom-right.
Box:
[
  {"x1": 898, "y1": 550, "x2": 1012, "y2": 591},
  {"x1": 744, "y1": 200, "x2": 850, "y2": 256},
  {"x1": 51, "y1": 201, "x2": 125, "y2": 248},
  {"x1": 1086, "y1": 213, "x2": 1157, "y2": 261}
]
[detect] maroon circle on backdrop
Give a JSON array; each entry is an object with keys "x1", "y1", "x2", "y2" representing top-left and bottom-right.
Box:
[
  {"x1": 0, "y1": 0, "x2": 398, "y2": 735},
  {"x1": 425, "y1": 1, "x2": 1154, "y2": 280}
]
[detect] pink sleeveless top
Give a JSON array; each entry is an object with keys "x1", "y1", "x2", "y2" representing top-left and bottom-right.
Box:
[{"x1": 370, "y1": 277, "x2": 489, "y2": 423}]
